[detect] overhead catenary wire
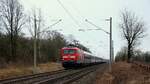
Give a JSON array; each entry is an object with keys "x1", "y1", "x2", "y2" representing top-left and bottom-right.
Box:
[
  {"x1": 85, "y1": 19, "x2": 110, "y2": 34},
  {"x1": 68, "y1": 2, "x2": 92, "y2": 30},
  {"x1": 67, "y1": 1, "x2": 107, "y2": 30},
  {"x1": 57, "y1": 0, "x2": 81, "y2": 28}
]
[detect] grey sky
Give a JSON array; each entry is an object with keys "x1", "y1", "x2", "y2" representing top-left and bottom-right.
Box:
[{"x1": 20, "y1": 0, "x2": 150, "y2": 59}]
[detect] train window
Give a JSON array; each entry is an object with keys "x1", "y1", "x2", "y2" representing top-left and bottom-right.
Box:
[
  {"x1": 63, "y1": 49, "x2": 76, "y2": 54},
  {"x1": 84, "y1": 55, "x2": 91, "y2": 59},
  {"x1": 77, "y1": 50, "x2": 80, "y2": 54}
]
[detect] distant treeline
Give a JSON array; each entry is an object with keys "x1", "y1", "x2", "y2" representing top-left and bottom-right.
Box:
[
  {"x1": 0, "y1": 31, "x2": 91, "y2": 67},
  {"x1": 0, "y1": 31, "x2": 66, "y2": 66},
  {"x1": 115, "y1": 47, "x2": 150, "y2": 63}
]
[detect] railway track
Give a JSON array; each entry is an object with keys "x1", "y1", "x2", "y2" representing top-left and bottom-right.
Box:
[
  {"x1": 0, "y1": 69, "x2": 67, "y2": 84},
  {"x1": 0, "y1": 63, "x2": 106, "y2": 84}
]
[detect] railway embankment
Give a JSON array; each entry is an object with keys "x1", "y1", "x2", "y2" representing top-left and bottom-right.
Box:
[
  {"x1": 95, "y1": 62, "x2": 150, "y2": 84},
  {"x1": 0, "y1": 62, "x2": 63, "y2": 80},
  {"x1": 0, "y1": 63, "x2": 107, "y2": 84}
]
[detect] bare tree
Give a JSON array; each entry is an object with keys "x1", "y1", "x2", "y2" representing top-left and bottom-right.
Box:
[
  {"x1": 119, "y1": 10, "x2": 146, "y2": 62},
  {"x1": 0, "y1": 0, "x2": 25, "y2": 62}
]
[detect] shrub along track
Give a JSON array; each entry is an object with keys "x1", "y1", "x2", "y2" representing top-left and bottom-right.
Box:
[{"x1": 0, "y1": 63, "x2": 107, "y2": 84}]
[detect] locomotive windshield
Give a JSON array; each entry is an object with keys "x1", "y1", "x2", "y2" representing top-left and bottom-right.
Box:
[{"x1": 63, "y1": 49, "x2": 76, "y2": 54}]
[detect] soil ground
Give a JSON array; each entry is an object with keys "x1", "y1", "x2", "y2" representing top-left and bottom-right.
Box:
[
  {"x1": 96, "y1": 62, "x2": 150, "y2": 84},
  {"x1": 0, "y1": 62, "x2": 63, "y2": 80}
]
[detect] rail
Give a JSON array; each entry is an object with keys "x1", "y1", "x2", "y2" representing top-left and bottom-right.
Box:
[
  {"x1": 0, "y1": 64, "x2": 106, "y2": 84},
  {"x1": 0, "y1": 69, "x2": 66, "y2": 84}
]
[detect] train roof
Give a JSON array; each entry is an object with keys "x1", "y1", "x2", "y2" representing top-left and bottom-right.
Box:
[
  {"x1": 62, "y1": 47, "x2": 79, "y2": 50},
  {"x1": 83, "y1": 51, "x2": 103, "y2": 59},
  {"x1": 83, "y1": 51, "x2": 93, "y2": 56}
]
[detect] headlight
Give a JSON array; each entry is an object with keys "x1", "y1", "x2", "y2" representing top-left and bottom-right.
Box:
[
  {"x1": 63, "y1": 56, "x2": 68, "y2": 58},
  {"x1": 70, "y1": 56, "x2": 75, "y2": 58}
]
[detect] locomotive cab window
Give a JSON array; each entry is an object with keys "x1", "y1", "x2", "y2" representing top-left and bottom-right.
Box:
[{"x1": 63, "y1": 49, "x2": 76, "y2": 54}]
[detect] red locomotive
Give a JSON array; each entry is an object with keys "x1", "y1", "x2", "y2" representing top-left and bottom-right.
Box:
[{"x1": 61, "y1": 46, "x2": 103, "y2": 68}]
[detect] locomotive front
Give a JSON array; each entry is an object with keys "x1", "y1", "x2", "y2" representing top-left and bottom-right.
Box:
[{"x1": 61, "y1": 47, "x2": 79, "y2": 68}]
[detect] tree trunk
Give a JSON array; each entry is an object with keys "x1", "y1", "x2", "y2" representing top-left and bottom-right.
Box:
[{"x1": 128, "y1": 44, "x2": 132, "y2": 62}]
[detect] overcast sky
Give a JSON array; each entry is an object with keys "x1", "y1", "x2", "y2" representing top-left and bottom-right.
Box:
[{"x1": 20, "y1": 0, "x2": 150, "y2": 59}]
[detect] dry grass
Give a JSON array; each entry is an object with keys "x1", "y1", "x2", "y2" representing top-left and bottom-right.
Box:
[
  {"x1": 38, "y1": 62, "x2": 63, "y2": 72},
  {"x1": 0, "y1": 62, "x2": 63, "y2": 80},
  {"x1": 96, "y1": 72, "x2": 114, "y2": 84},
  {"x1": 96, "y1": 62, "x2": 150, "y2": 84}
]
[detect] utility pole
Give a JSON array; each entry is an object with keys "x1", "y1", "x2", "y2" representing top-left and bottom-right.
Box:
[
  {"x1": 105, "y1": 17, "x2": 113, "y2": 72},
  {"x1": 33, "y1": 13, "x2": 37, "y2": 74},
  {"x1": 37, "y1": 10, "x2": 42, "y2": 67},
  {"x1": 109, "y1": 17, "x2": 112, "y2": 72},
  {"x1": 33, "y1": 19, "x2": 62, "y2": 73},
  {"x1": 112, "y1": 40, "x2": 114, "y2": 62}
]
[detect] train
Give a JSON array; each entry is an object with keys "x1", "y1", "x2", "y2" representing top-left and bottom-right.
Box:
[{"x1": 61, "y1": 46, "x2": 104, "y2": 68}]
